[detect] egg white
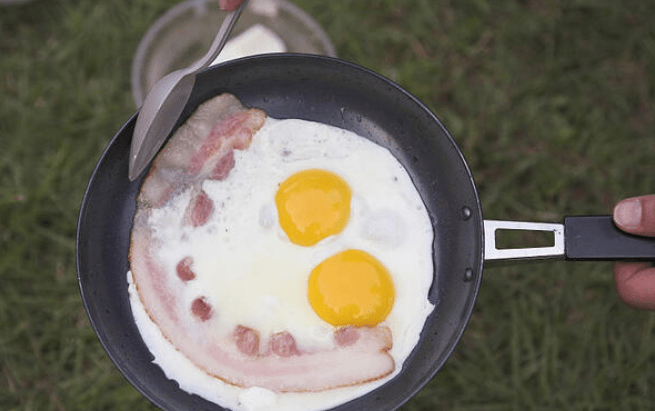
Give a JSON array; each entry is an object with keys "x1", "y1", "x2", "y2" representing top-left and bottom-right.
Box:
[{"x1": 129, "y1": 115, "x2": 435, "y2": 411}]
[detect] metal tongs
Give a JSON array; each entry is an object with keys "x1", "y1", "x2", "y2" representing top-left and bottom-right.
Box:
[{"x1": 128, "y1": 0, "x2": 249, "y2": 181}]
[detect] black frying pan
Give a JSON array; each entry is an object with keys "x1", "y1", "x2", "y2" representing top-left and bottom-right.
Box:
[{"x1": 76, "y1": 54, "x2": 655, "y2": 411}]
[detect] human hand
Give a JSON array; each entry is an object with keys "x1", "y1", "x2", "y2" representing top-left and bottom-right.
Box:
[
  {"x1": 613, "y1": 195, "x2": 655, "y2": 309},
  {"x1": 219, "y1": 0, "x2": 246, "y2": 11}
]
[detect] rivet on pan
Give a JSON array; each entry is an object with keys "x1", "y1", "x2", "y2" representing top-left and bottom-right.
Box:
[
  {"x1": 460, "y1": 206, "x2": 472, "y2": 220},
  {"x1": 463, "y1": 268, "x2": 474, "y2": 282}
]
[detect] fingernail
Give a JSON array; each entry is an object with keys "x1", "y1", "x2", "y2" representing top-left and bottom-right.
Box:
[{"x1": 614, "y1": 198, "x2": 642, "y2": 229}]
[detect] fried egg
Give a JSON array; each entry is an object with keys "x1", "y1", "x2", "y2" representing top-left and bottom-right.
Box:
[{"x1": 128, "y1": 109, "x2": 435, "y2": 411}]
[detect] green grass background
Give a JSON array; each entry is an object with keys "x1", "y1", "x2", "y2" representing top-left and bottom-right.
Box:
[{"x1": 2, "y1": 0, "x2": 655, "y2": 410}]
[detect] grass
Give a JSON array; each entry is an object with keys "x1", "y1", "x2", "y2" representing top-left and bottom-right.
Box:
[{"x1": 2, "y1": 0, "x2": 655, "y2": 410}]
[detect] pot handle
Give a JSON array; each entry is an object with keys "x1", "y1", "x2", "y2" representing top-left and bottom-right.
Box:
[{"x1": 484, "y1": 216, "x2": 655, "y2": 263}]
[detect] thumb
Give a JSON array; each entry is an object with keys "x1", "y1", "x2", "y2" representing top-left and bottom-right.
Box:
[{"x1": 613, "y1": 195, "x2": 655, "y2": 237}]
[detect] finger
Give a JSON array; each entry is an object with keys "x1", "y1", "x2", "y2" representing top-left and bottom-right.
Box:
[
  {"x1": 614, "y1": 262, "x2": 655, "y2": 310},
  {"x1": 613, "y1": 194, "x2": 655, "y2": 237},
  {"x1": 219, "y1": 0, "x2": 245, "y2": 11}
]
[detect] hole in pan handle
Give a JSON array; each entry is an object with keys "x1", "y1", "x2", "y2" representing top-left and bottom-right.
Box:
[{"x1": 484, "y1": 216, "x2": 655, "y2": 263}]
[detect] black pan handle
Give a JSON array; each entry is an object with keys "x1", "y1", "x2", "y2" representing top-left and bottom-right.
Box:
[
  {"x1": 483, "y1": 216, "x2": 655, "y2": 263},
  {"x1": 564, "y1": 215, "x2": 655, "y2": 260}
]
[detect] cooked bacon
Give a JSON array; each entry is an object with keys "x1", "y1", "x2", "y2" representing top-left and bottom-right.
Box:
[
  {"x1": 210, "y1": 148, "x2": 235, "y2": 180},
  {"x1": 269, "y1": 331, "x2": 300, "y2": 357},
  {"x1": 335, "y1": 326, "x2": 360, "y2": 347},
  {"x1": 176, "y1": 257, "x2": 195, "y2": 282},
  {"x1": 130, "y1": 222, "x2": 184, "y2": 337},
  {"x1": 233, "y1": 326, "x2": 260, "y2": 357},
  {"x1": 191, "y1": 297, "x2": 212, "y2": 321},
  {"x1": 193, "y1": 325, "x2": 394, "y2": 392},
  {"x1": 137, "y1": 94, "x2": 266, "y2": 208},
  {"x1": 187, "y1": 111, "x2": 252, "y2": 177},
  {"x1": 184, "y1": 190, "x2": 214, "y2": 228}
]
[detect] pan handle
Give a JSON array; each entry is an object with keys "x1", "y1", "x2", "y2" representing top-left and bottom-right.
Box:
[
  {"x1": 484, "y1": 216, "x2": 655, "y2": 263},
  {"x1": 564, "y1": 215, "x2": 655, "y2": 260}
]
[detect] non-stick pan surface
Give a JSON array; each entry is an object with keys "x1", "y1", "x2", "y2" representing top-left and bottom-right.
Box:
[{"x1": 77, "y1": 54, "x2": 484, "y2": 411}]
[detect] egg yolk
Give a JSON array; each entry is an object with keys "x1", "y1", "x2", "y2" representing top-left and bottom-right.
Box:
[
  {"x1": 275, "y1": 169, "x2": 351, "y2": 246},
  {"x1": 308, "y1": 249, "x2": 395, "y2": 327}
]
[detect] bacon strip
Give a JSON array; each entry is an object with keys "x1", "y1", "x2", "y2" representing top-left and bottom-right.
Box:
[
  {"x1": 191, "y1": 298, "x2": 213, "y2": 321},
  {"x1": 233, "y1": 326, "x2": 260, "y2": 357},
  {"x1": 269, "y1": 331, "x2": 300, "y2": 357},
  {"x1": 335, "y1": 326, "x2": 361, "y2": 347},
  {"x1": 210, "y1": 149, "x2": 235, "y2": 181},
  {"x1": 176, "y1": 257, "x2": 195, "y2": 282},
  {"x1": 183, "y1": 189, "x2": 214, "y2": 228},
  {"x1": 137, "y1": 94, "x2": 266, "y2": 208},
  {"x1": 199, "y1": 325, "x2": 394, "y2": 392}
]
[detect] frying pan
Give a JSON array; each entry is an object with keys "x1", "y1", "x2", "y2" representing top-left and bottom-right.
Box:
[{"x1": 77, "y1": 54, "x2": 655, "y2": 411}]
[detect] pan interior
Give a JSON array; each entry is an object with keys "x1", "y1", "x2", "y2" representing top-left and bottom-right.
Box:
[{"x1": 77, "y1": 54, "x2": 483, "y2": 411}]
